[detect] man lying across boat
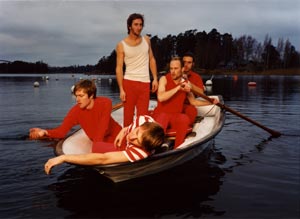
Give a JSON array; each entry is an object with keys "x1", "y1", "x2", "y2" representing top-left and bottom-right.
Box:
[
  {"x1": 44, "y1": 115, "x2": 165, "y2": 174},
  {"x1": 29, "y1": 79, "x2": 123, "y2": 149}
]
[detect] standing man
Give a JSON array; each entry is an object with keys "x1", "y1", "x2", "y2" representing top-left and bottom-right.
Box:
[
  {"x1": 182, "y1": 52, "x2": 205, "y2": 125},
  {"x1": 116, "y1": 13, "x2": 158, "y2": 127}
]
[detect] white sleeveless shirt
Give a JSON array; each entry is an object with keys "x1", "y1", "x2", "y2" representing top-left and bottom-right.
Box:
[{"x1": 121, "y1": 36, "x2": 150, "y2": 83}]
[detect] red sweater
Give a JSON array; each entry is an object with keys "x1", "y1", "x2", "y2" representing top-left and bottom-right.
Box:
[
  {"x1": 188, "y1": 70, "x2": 204, "y2": 91},
  {"x1": 154, "y1": 73, "x2": 187, "y2": 114},
  {"x1": 47, "y1": 97, "x2": 121, "y2": 142}
]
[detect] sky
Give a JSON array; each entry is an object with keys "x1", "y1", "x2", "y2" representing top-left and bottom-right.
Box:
[{"x1": 0, "y1": 0, "x2": 299, "y2": 67}]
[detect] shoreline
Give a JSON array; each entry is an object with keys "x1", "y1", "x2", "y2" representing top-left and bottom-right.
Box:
[
  {"x1": 199, "y1": 68, "x2": 300, "y2": 75},
  {"x1": 1, "y1": 68, "x2": 299, "y2": 76}
]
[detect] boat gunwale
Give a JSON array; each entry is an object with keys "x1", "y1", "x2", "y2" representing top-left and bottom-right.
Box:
[
  {"x1": 55, "y1": 95, "x2": 225, "y2": 169},
  {"x1": 93, "y1": 107, "x2": 225, "y2": 168}
]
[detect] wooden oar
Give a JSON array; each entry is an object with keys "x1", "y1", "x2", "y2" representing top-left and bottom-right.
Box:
[
  {"x1": 112, "y1": 102, "x2": 123, "y2": 111},
  {"x1": 198, "y1": 93, "x2": 281, "y2": 138}
]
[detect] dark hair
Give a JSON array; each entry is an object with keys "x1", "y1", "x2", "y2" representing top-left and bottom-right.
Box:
[
  {"x1": 140, "y1": 122, "x2": 165, "y2": 152},
  {"x1": 127, "y1": 13, "x2": 144, "y2": 34},
  {"x1": 73, "y1": 79, "x2": 97, "y2": 99},
  {"x1": 183, "y1": 51, "x2": 195, "y2": 62}
]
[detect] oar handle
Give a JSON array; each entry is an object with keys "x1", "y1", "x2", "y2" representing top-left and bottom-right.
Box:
[
  {"x1": 198, "y1": 93, "x2": 281, "y2": 138},
  {"x1": 112, "y1": 102, "x2": 123, "y2": 111}
]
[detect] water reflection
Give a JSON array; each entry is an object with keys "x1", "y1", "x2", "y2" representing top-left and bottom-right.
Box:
[
  {"x1": 1, "y1": 74, "x2": 299, "y2": 218},
  {"x1": 46, "y1": 146, "x2": 227, "y2": 218}
]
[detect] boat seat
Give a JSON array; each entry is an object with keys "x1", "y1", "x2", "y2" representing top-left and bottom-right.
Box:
[{"x1": 165, "y1": 126, "x2": 193, "y2": 137}]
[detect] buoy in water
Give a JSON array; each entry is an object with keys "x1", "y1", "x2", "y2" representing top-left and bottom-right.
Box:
[
  {"x1": 205, "y1": 79, "x2": 213, "y2": 86},
  {"x1": 71, "y1": 85, "x2": 75, "y2": 93},
  {"x1": 33, "y1": 81, "x2": 40, "y2": 87},
  {"x1": 248, "y1": 81, "x2": 257, "y2": 86}
]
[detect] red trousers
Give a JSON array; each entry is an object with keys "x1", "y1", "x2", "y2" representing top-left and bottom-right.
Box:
[
  {"x1": 153, "y1": 112, "x2": 190, "y2": 148},
  {"x1": 183, "y1": 104, "x2": 198, "y2": 126},
  {"x1": 92, "y1": 123, "x2": 126, "y2": 153},
  {"x1": 123, "y1": 79, "x2": 150, "y2": 127}
]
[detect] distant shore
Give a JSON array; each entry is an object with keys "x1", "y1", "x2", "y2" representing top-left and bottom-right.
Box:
[
  {"x1": 199, "y1": 68, "x2": 300, "y2": 75},
  {"x1": 1, "y1": 68, "x2": 299, "y2": 76}
]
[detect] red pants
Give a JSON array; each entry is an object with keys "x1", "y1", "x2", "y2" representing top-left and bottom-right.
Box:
[
  {"x1": 123, "y1": 79, "x2": 150, "y2": 127},
  {"x1": 92, "y1": 123, "x2": 126, "y2": 153},
  {"x1": 183, "y1": 104, "x2": 198, "y2": 126},
  {"x1": 153, "y1": 112, "x2": 190, "y2": 148}
]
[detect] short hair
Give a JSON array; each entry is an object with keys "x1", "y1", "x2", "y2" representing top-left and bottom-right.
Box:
[
  {"x1": 127, "y1": 13, "x2": 144, "y2": 34},
  {"x1": 183, "y1": 51, "x2": 195, "y2": 62},
  {"x1": 140, "y1": 122, "x2": 165, "y2": 152},
  {"x1": 170, "y1": 56, "x2": 183, "y2": 68},
  {"x1": 73, "y1": 79, "x2": 97, "y2": 99}
]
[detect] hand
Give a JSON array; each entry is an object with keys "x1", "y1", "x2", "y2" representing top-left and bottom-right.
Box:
[
  {"x1": 180, "y1": 81, "x2": 191, "y2": 93},
  {"x1": 120, "y1": 89, "x2": 126, "y2": 102},
  {"x1": 114, "y1": 127, "x2": 127, "y2": 147},
  {"x1": 210, "y1": 98, "x2": 219, "y2": 104},
  {"x1": 29, "y1": 128, "x2": 47, "y2": 140},
  {"x1": 151, "y1": 79, "x2": 158, "y2": 93},
  {"x1": 44, "y1": 156, "x2": 65, "y2": 174}
]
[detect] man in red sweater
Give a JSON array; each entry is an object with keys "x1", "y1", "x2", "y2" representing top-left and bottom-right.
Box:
[
  {"x1": 182, "y1": 52, "x2": 206, "y2": 126},
  {"x1": 152, "y1": 57, "x2": 216, "y2": 148},
  {"x1": 29, "y1": 79, "x2": 122, "y2": 151}
]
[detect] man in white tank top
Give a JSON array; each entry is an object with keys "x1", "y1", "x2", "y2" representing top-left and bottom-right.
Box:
[{"x1": 116, "y1": 13, "x2": 158, "y2": 127}]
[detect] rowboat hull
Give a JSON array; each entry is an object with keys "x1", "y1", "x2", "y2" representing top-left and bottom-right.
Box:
[{"x1": 55, "y1": 96, "x2": 225, "y2": 183}]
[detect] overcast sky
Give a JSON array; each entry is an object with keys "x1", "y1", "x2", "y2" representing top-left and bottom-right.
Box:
[{"x1": 0, "y1": 0, "x2": 299, "y2": 67}]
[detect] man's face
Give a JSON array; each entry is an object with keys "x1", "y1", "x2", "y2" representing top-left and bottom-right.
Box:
[
  {"x1": 182, "y1": 56, "x2": 194, "y2": 74},
  {"x1": 129, "y1": 18, "x2": 143, "y2": 36},
  {"x1": 75, "y1": 89, "x2": 93, "y2": 109},
  {"x1": 170, "y1": 60, "x2": 183, "y2": 81},
  {"x1": 127, "y1": 126, "x2": 145, "y2": 147}
]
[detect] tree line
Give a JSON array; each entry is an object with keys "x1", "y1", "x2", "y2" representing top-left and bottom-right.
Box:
[
  {"x1": 1, "y1": 28, "x2": 299, "y2": 74},
  {"x1": 97, "y1": 29, "x2": 300, "y2": 74}
]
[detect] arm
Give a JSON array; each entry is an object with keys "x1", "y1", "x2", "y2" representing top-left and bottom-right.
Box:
[
  {"x1": 29, "y1": 107, "x2": 77, "y2": 140},
  {"x1": 115, "y1": 42, "x2": 126, "y2": 102},
  {"x1": 157, "y1": 76, "x2": 191, "y2": 102},
  {"x1": 29, "y1": 128, "x2": 48, "y2": 139},
  {"x1": 145, "y1": 36, "x2": 158, "y2": 92},
  {"x1": 157, "y1": 76, "x2": 180, "y2": 102},
  {"x1": 184, "y1": 73, "x2": 204, "y2": 96},
  {"x1": 114, "y1": 126, "x2": 128, "y2": 147},
  {"x1": 190, "y1": 82, "x2": 204, "y2": 96},
  {"x1": 187, "y1": 92, "x2": 219, "y2": 106},
  {"x1": 44, "y1": 151, "x2": 129, "y2": 174}
]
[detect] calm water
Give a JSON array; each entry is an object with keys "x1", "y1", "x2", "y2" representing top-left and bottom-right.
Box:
[{"x1": 0, "y1": 73, "x2": 299, "y2": 219}]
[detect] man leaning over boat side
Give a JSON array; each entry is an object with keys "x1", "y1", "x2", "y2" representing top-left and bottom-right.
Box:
[
  {"x1": 182, "y1": 51, "x2": 206, "y2": 125},
  {"x1": 151, "y1": 57, "x2": 218, "y2": 149},
  {"x1": 115, "y1": 13, "x2": 158, "y2": 127},
  {"x1": 44, "y1": 115, "x2": 165, "y2": 174},
  {"x1": 29, "y1": 79, "x2": 123, "y2": 151}
]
